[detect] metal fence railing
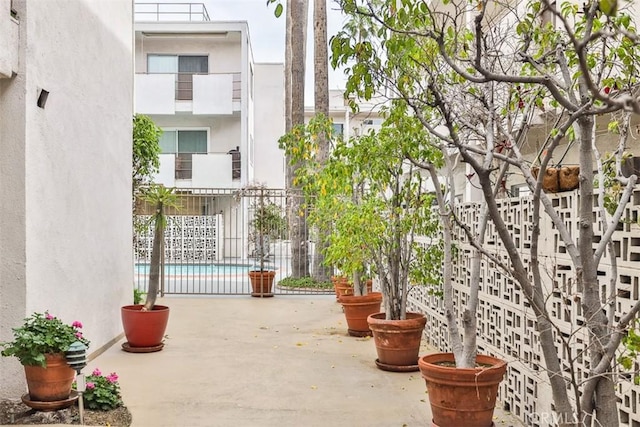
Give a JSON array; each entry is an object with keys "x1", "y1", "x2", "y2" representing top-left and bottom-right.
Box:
[{"x1": 134, "y1": 187, "x2": 329, "y2": 296}]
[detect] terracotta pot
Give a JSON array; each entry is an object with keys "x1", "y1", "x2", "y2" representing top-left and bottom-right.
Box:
[
  {"x1": 248, "y1": 270, "x2": 276, "y2": 297},
  {"x1": 419, "y1": 353, "x2": 507, "y2": 427},
  {"x1": 335, "y1": 281, "x2": 354, "y2": 298},
  {"x1": 367, "y1": 312, "x2": 427, "y2": 372},
  {"x1": 23, "y1": 353, "x2": 75, "y2": 402},
  {"x1": 531, "y1": 165, "x2": 579, "y2": 192},
  {"x1": 121, "y1": 304, "x2": 170, "y2": 348},
  {"x1": 335, "y1": 279, "x2": 373, "y2": 299},
  {"x1": 331, "y1": 276, "x2": 347, "y2": 300},
  {"x1": 338, "y1": 292, "x2": 383, "y2": 337}
]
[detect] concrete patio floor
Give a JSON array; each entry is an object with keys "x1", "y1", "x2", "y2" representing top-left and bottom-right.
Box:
[{"x1": 83, "y1": 296, "x2": 522, "y2": 426}]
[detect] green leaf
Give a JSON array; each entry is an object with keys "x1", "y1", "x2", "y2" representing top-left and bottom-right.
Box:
[
  {"x1": 599, "y1": 0, "x2": 617, "y2": 16},
  {"x1": 274, "y1": 3, "x2": 283, "y2": 18}
]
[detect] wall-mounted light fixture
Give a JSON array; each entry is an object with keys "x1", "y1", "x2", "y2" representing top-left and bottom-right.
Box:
[{"x1": 37, "y1": 89, "x2": 49, "y2": 109}]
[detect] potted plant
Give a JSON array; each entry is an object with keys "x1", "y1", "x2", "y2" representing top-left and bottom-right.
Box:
[
  {"x1": 244, "y1": 185, "x2": 286, "y2": 297},
  {"x1": 281, "y1": 115, "x2": 442, "y2": 364},
  {"x1": 1, "y1": 311, "x2": 90, "y2": 403},
  {"x1": 122, "y1": 184, "x2": 179, "y2": 352}
]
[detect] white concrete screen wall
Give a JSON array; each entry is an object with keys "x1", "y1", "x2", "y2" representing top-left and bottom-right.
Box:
[
  {"x1": 408, "y1": 189, "x2": 640, "y2": 427},
  {"x1": 0, "y1": 0, "x2": 133, "y2": 397}
]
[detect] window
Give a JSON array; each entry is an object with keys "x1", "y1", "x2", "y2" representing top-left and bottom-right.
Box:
[
  {"x1": 147, "y1": 55, "x2": 209, "y2": 100},
  {"x1": 159, "y1": 130, "x2": 208, "y2": 179},
  {"x1": 332, "y1": 123, "x2": 344, "y2": 138}
]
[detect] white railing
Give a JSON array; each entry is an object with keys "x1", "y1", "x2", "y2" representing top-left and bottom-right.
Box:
[{"x1": 134, "y1": 2, "x2": 210, "y2": 22}]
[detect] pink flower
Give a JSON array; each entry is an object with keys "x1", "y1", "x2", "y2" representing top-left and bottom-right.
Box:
[
  {"x1": 92, "y1": 368, "x2": 102, "y2": 376},
  {"x1": 106, "y1": 373, "x2": 119, "y2": 383},
  {"x1": 45, "y1": 313, "x2": 54, "y2": 320},
  {"x1": 75, "y1": 332, "x2": 83, "y2": 339},
  {"x1": 72, "y1": 321, "x2": 83, "y2": 328},
  {"x1": 86, "y1": 382, "x2": 95, "y2": 390}
]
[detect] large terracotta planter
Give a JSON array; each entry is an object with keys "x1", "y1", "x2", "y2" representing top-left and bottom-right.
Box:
[
  {"x1": 23, "y1": 353, "x2": 75, "y2": 402},
  {"x1": 338, "y1": 292, "x2": 383, "y2": 337},
  {"x1": 121, "y1": 304, "x2": 170, "y2": 350},
  {"x1": 248, "y1": 270, "x2": 276, "y2": 297},
  {"x1": 367, "y1": 312, "x2": 427, "y2": 372},
  {"x1": 419, "y1": 353, "x2": 507, "y2": 427}
]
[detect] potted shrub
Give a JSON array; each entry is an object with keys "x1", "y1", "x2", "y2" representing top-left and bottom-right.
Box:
[
  {"x1": 1, "y1": 311, "x2": 90, "y2": 403},
  {"x1": 122, "y1": 185, "x2": 179, "y2": 352},
  {"x1": 243, "y1": 185, "x2": 286, "y2": 297},
  {"x1": 281, "y1": 115, "x2": 442, "y2": 366}
]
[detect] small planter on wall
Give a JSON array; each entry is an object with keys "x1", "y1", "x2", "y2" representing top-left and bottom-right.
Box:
[{"x1": 531, "y1": 165, "x2": 579, "y2": 192}]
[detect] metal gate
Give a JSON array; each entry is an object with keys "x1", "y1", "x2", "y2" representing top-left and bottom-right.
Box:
[{"x1": 134, "y1": 187, "x2": 331, "y2": 295}]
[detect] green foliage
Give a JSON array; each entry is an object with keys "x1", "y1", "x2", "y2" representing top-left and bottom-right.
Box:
[
  {"x1": 133, "y1": 288, "x2": 146, "y2": 305},
  {"x1": 278, "y1": 276, "x2": 333, "y2": 290},
  {"x1": 0, "y1": 312, "x2": 90, "y2": 367},
  {"x1": 266, "y1": 0, "x2": 284, "y2": 17},
  {"x1": 75, "y1": 369, "x2": 123, "y2": 411},
  {"x1": 141, "y1": 185, "x2": 181, "y2": 310},
  {"x1": 252, "y1": 202, "x2": 287, "y2": 241},
  {"x1": 280, "y1": 111, "x2": 443, "y2": 319},
  {"x1": 132, "y1": 114, "x2": 162, "y2": 189}
]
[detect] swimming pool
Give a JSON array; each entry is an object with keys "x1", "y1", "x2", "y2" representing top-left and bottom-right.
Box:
[{"x1": 135, "y1": 263, "x2": 253, "y2": 276}]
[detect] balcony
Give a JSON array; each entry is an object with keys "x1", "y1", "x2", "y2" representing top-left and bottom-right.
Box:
[
  {"x1": 155, "y1": 152, "x2": 241, "y2": 188},
  {"x1": 0, "y1": 0, "x2": 19, "y2": 79},
  {"x1": 135, "y1": 72, "x2": 241, "y2": 115},
  {"x1": 134, "y1": 3, "x2": 210, "y2": 22}
]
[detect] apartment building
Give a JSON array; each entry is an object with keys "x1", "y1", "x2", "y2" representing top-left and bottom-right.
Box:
[
  {"x1": 0, "y1": 0, "x2": 133, "y2": 397},
  {"x1": 134, "y1": 2, "x2": 285, "y2": 190}
]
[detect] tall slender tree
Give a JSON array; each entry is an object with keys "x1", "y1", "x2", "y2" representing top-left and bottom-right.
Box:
[
  {"x1": 311, "y1": 0, "x2": 332, "y2": 282},
  {"x1": 287, "y1": 0, "x2": 310, "y2": 277}
]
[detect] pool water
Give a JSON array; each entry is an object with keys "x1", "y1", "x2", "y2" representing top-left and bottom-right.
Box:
[{"x1": 135, "y1": 263, "x2": 253, "y2": 275}]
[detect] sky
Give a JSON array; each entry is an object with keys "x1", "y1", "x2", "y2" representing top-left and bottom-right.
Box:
[{"x1": 199, "y1": 0, "x2": 349, "y2": 102}]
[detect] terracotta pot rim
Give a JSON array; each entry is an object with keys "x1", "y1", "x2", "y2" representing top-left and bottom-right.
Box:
[
  {"x1": 248, "y1": 270, "x2": 276, "y2": 275},
  {"x1": 338, "y1": 292, "x2": 383, "y2": 304},
  {"x1": 121, "y1": 304, "x2": 169, "y2": 311},
  {"x1": 419, "y1": 353, "x2": 507, "y2": 383}
]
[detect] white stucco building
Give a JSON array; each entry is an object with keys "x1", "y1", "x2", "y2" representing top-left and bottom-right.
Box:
[
  {"x1": 134, "y1": 2, "x2": 286, "y2": 190},
  {"x1": 0, "y1": 0, "x2": 133, "y2": 397}
]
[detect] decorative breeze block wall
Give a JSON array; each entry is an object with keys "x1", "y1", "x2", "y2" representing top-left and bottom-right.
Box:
[
  {"x1": 135, "y1": 215, "x2": 223, "y2": 263},
  {"x1": 408, "y1": 188, "x2": 640, "y2": 427}
]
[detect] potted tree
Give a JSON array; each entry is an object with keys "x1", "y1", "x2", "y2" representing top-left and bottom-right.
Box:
[
  {"x1": 1, "y1": 312, "x2": 90, "y2": 406},
  {"x1": 334, "y1": 0, "x2": 640, "y2": 425},
  {"x1": 281, "y1": 115, "x2": 442, "y2": 366},
  {"x1": 245, "y1": 185, "x2": 286, "y2": 297},
  {"x1": 122, "y1": 185, "x2": 179, "y2": 352}
]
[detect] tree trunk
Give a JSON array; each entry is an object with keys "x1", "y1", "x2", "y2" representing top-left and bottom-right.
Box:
[
  {"x1": 287, "y1": 0, "x2": 309, "y2": 278},
  {"x1": 144, "y1": 202, "x2": 164, "y2": 311},
  {"x1": 312, "y1": 0, "x2": 332, "y2": 283}
]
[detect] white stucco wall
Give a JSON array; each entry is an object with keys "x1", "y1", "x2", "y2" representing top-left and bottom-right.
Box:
[
  {"x1": 253, "y1": 63, "x2": 285, "y2": 188},
  {"x1": 0, "y1": 0, "x2": 133, "y2": 397}
]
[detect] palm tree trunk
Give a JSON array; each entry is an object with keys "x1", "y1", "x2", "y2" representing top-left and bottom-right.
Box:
[
  {"x1": 312, "y1": 0, "x2": 331, "y2": 282},
  {"x1": 287, "y1": 0, "x2": 309, "y2": 277}
]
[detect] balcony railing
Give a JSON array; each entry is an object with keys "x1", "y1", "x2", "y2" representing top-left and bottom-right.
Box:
[
  {"x1": 156, "y1": 152, "x2": 241, "y2": 188},
  {"x1": 135, "y1": 72, "x2": 241, "y2": 115},
  {"x1": 135, "y1": 2, "x2": 210, "y2": 22}
]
